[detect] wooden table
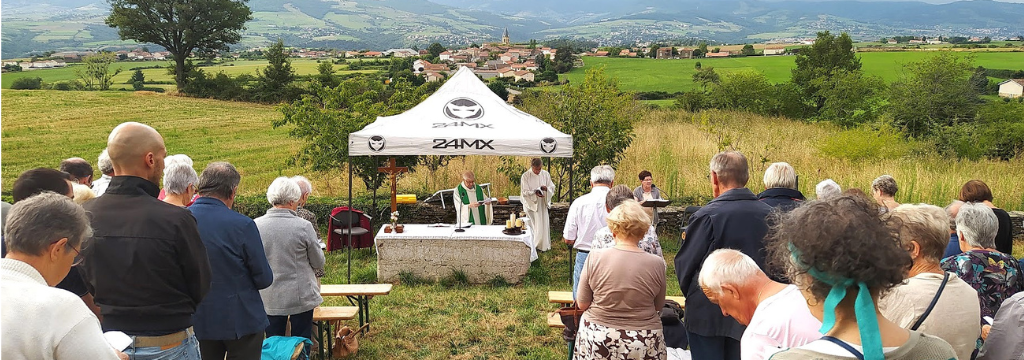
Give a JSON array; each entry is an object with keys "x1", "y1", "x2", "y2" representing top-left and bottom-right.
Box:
[
  {"x1": 320, "y1": 284, "x2": 393, "y2": 334},
  {"x1": 547, "y1": 290, "x2": 686, "y2": 306}
]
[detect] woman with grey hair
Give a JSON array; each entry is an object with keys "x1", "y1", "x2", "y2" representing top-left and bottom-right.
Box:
[
  {"x1": 162, "y1": 163, "x2": 199, "y2": 207},
  {"x1": 254, "y1": 177, "x2": 325, "y2": 341},
  {"x1": 91, "y1": 149, "x2": 114, "y2": 196},
  {"x1": 757, "y1": 162, "x2": 805, "y2": 212},
  {"x1": 157, "y1": 154, "x2": 194, "y2": 201},
  {"x1": 814, "y1": 179, "x2": 841, "y2": 200},
  {"x1": 1, "y1": 192, "x2": 125, "y2": 360},
  {"x1": 871, "y1": 175, "x2": 900, "y2": 212},
  {"x1": 941, "y1": 202, "x2": 1024, "y2": 324}
]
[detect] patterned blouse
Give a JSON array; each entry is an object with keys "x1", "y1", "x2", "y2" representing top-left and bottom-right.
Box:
[
  {"x1": 591, "y1": 226, "x2": 663, "y2": 257},
  {"x1": 940, "y1": 249, "x2": 1024, "y2": 319}
]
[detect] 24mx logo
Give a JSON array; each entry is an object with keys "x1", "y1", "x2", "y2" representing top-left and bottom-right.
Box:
[
  {"x1": 432, "y1": 122, "x2": 494, "y2": 129},
  {"x1": 432, "y1": 138, "x2": 495, "y2": 150}
]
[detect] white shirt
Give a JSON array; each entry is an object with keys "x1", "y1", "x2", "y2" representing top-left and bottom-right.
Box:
[
  {"x1": 0, "y1": 259, "x2": 120, "y2": 360},
  {"x1": 92, "y1": 174, "x2": 112, "y2": 196},
  {"x1": 741, "y1": 285, "x2": 823, "y2": 360},
  {"x1": 562, "y1": 186, "x2": 611, "y2": 251}
]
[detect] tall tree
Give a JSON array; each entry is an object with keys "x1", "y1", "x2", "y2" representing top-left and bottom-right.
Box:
[
  {"x1": 741, "y1": 44, "x2": 755, "y2": 56},
  {"x1": 517, "y1": 68, "x2": 640, "y2": 200},
  {"x1": 692, "y1": 66, "x2": 720, "y2": 91},
  {"x1": 428, "y1": 43, "x2": 446, "y2": 58},
  {"x1": 253, "y1": 39, "x2": 295, "y2": 102},
  {"x1": 106, "y1": 0, "x2": 251, "y2": 89},
  {"x1": 887, "y1": 52, "x2": 979, "y2": 138},
  {"x1": 77, "y1": 52, "x2": 122, "y2": 90},
  {"x1": 792, "y1": 31, "x2": 862, "y2": 112}
]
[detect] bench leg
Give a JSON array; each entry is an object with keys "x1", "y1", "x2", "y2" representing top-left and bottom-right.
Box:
[{"x1": 315, "y1": 320, "x2": 326, "y2": 360}]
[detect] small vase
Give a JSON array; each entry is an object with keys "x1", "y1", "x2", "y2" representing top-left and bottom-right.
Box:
[
  {"x1": 395, "y1": 224, "x2": 405, "y2": 233},
  {"x1": 384, "y1": 225, "x2": 393, "y2": 233}
]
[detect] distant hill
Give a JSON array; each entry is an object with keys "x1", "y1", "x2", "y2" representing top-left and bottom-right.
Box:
[{"x1": 2, "y1": 0, "x2": 1023, "y2": 58}]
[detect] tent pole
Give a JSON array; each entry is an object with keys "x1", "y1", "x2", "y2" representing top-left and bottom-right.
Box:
[
  {"x1": 348, "y1": 160, "x2": 353, "y2": 284},
  {"x1": 567, "y1": 157, "x2": 573, "y2": 286}
]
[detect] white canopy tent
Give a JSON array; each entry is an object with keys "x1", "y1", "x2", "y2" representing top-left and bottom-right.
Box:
[
  {"x1": 349, "y1": 66, "x2": 573, "y2": 157},
  {"x1": 340, "y1": 66, "x2": 574, "y2": 282}
]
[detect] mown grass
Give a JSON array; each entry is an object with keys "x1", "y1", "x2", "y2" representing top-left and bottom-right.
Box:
[
  {"x1": 563, "y1": 51, "x2": 1024, "y2": 93},
  {"x1": 317, "y1": 232, "x2": 684, "y2": 359},
  {"x1": 3, "y1": 90, "x2": 1023, "y2": 211}
]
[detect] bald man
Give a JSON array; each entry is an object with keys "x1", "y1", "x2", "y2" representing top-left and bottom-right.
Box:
[
  {"x1": 80, "y1": 122, "x2": 211, "y2": 360},
  {"x1": 453, "y1": 171, "x2": 493, "y2": 226}
]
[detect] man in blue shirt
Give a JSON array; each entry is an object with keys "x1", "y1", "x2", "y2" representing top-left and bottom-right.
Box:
[{"x1": 189, "y1": 162, "x2": 274, "y2": 360}]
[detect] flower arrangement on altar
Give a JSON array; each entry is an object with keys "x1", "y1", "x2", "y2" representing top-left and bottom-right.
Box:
[{"x1": 385, "y1": 211, "x2": 404, "y2": 233}]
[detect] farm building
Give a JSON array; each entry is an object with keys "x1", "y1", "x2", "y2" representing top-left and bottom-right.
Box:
[
  {"x1": 999, "y1": 79, "x2": 1024, "y2": 98},
  {"x1": 764, "y1": 46, "x2": 786, "y2": 55}
]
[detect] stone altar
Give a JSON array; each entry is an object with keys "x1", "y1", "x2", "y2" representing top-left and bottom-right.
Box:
[{"x1": 375, "y1": 225, "x2": 535, "y2": 284}]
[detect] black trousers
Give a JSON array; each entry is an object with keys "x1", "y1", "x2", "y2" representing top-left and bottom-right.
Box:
[
  {"x1": 266, "y1": 309, "x2": 315, "y2": 340},
  {"x1": 198, "y1": 331, "x2": 264, "y2": 360}
]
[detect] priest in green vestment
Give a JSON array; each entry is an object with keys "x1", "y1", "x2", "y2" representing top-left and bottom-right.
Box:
[{"x1": 453, "y1": 171, "x2": 493, "y2": 225}]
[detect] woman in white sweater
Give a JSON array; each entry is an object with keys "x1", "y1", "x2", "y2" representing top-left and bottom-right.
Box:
[{"x1": 1, "y1": 193, "x2": 125, "y2": 360}]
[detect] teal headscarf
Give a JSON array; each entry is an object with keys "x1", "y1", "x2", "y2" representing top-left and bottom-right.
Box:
[{"x1": 790, "y1": 243, "x2": 884, "y2": 360}]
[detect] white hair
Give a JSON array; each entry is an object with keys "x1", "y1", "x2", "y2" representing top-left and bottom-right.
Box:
[
  {"x1": 763, "y1": 162, "x2": 796, "y2": 189},
  {"x1": 291, "y1": 176, "x2": 313, "y2": 196},
  {"x1": 267, "y1": 177, "x2": 301, "y2": 206},
  {"x1": 163, "y1": 154, "x2": 194, "y2": 173},
  {"x1": 163, "y1": 163, "x2": 199, "y2": 195},
  {"x1": 590, "y1": 165, "x2": 615, "y2": 184},
  {"x1": 815, "y1": 179, "x2": 841, "y2": 200},
  {"x1": 97, "y1": 149, "x2": 113, "y2": 175},
  {"x1": 956, "y1": 202, "x2": 998, "y2": 249},
  {"x1": 699, "y1": 249, "x2": 763, "y2": 295}
]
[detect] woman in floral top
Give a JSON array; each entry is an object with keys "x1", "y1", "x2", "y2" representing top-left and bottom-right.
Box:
[
  {"x1": 591, "y1": 185, "x2": 662, "y2": 256},
  {"x1": 940, "y1": 202, "x2": 1024, "y2": 320}
]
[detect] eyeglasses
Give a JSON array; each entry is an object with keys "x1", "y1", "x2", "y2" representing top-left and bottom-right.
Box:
[{"x1": 51, "y1": 239, "x2": 86, "y2": 266}]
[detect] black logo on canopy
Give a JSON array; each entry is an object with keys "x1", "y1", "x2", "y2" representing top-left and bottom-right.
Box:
[
  {"x1": 443, "y1": 98, "x2": 484, "y2": 120},
  {"x1": 368, "y1": 135, "x2": 386, "y2": 152},
  {"x1": 541, "y1": 138, "x2": 557, "y2": 154}
]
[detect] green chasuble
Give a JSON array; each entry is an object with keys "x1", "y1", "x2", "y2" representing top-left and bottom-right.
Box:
[{"x1": 458, "y1": 184, "x2": 488, "y2": 225}]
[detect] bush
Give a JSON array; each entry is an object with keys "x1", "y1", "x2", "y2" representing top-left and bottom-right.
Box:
[
  {"x1": 674, "y1": 90, "x2": 709, "y2": 112},
  {"x1": 10, "y1": 77, "x2": 42, "y2": 90},
  {"x1": 46, "y1": 80, "x2": 84, "y2": 91},
  {"x1": 133, "y1": 81, "x2": 145, "y2": 90}
]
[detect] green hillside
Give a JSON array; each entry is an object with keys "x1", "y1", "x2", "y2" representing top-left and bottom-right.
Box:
[{"x1": 563, "y1": 51, "x2": 1024, "y2": 93}]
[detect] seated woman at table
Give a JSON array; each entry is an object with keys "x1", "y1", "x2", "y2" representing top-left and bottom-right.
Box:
[
  {"x1": 575, "y1": 200, "x2": 667, "y2": 360},
  {"x1": 591, "y1": 185, "x2": 662, "y2": 256},
  {"x1": 254, "y1": 177, "x2": 326, "y2": 341}
]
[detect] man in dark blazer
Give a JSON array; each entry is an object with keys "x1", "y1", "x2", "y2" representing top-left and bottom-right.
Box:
[
  {"x1": 675, "y1": 151, "x2": 773, "y2": 360},
  {"x1": 189, "y1": 162, "x2": 274, "y2": 360}
]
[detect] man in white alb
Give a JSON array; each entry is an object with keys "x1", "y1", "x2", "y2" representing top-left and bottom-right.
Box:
[
  {"x1": 453, "y1": 171, "x2": 493, "y2": 226},
  {"x1": 520, "y1": 158, "x2": 555, "y2": 252}
]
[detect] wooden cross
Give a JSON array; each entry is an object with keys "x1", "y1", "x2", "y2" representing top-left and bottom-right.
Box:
[{"x1": 378, "y1": 157, "x2": 409, "y2": 213}]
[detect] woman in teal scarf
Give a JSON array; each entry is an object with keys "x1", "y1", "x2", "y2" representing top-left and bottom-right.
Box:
[{"x1": 765, "y1": 194, "x2": 957, "y2": 360}]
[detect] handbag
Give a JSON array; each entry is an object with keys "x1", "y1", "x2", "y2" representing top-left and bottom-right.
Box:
[
  {"x1": 558, "y1": 303, "x2": 585, "y2": 342},
  {"x1": 331, "y1": 324, "x2": 370, "y2": 358}
]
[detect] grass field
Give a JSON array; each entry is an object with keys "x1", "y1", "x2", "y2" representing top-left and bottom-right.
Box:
[
  {"x1": 4, "y1": 89, "x2": 1023, "y2": 212},
  {"x1": 563, "y1": 51, "x2": 1024, "y2": 93},
  {"x1": 0, "y1": 59, "x2": 375, "y2": 90}
]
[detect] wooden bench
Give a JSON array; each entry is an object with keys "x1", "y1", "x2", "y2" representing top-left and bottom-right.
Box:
[
  {"x1": 312, "y1": 306, "x2": 359, "y2": 360},
  {"x1": 547, "y1": 312, "x2": 564, "y2": 328},
  {"x1": 547, "y1": 291, "x2": 686, "y2": 307}
]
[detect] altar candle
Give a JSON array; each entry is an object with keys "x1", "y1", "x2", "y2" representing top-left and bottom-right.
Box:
[
  {"x1": 515, "y1": 219, "x2": 523, "y2": 228},
  {"x1": 506, "y1": 220, "x2": 512, "y2": 228}
]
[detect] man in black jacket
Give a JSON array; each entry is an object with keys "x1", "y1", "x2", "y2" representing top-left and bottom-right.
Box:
[
  {"x1": 674, "y1": 151, "x2": 773, "y2": 360},
  {"x1": 80, "y1": 122, "x2": 212, "y2": 360}
]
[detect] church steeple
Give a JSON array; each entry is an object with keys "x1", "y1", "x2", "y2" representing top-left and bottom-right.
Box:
[{"x1": 502, "y1": 27, "x2": 510, "y2": 45}]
